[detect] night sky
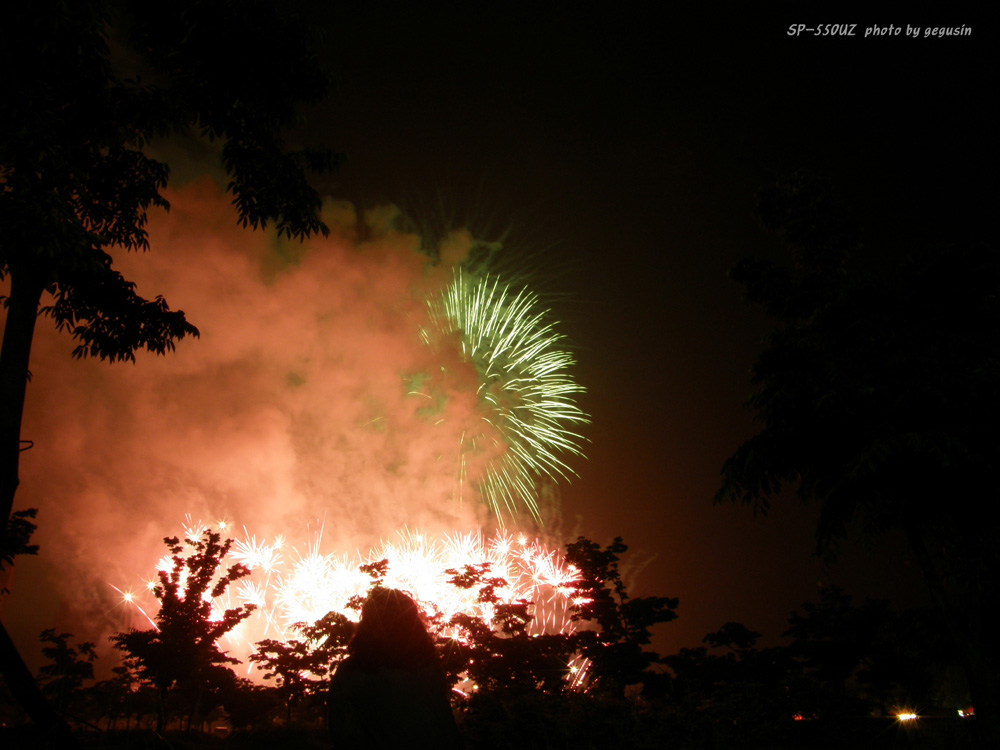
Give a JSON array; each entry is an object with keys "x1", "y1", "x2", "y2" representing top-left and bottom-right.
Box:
[
  {"x1": 302, "y1": 3, "x2": 992, "y2": 643},
  {"x1": 4, "y1": 3, "x2": 994, "y2": 669}
]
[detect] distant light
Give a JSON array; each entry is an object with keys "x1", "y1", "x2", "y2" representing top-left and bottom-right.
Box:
[{"x1": 897, "y1": 712, "x2": 918, "y2": 722}]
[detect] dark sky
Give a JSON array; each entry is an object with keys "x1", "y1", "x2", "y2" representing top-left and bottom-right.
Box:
[
  {"x1": 291, "y1": 3, "x2": 993, "y2": 648},
  {"x1": 4, "y1": 2, "x2": 994, "y2": 667}
]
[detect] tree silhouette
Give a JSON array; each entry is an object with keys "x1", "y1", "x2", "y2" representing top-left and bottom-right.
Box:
[
  {"x1": 662, "y1": 622, "x2": 800, "y2": 747},
  {"x1": 437, "y1": 562, "x2": 577, "y2": 698},
  {"x1": 111, "y1": 530, "x2": 254, "y2": 733},
  {"x1": 782, "y1": 586, "x2": 964, "y2": 720},
  {"x1": 717, "y1": 173, "x2": 999, "y2": 744},
  {"x1": 36, "y1": 630, "x2": 97, "y2": 724},
  {"x1": 0, "y1": 508, "x2": 38, "y2": 595},
  {"x1": 0, "y1": 0, "x2": 340, "y2": 738},
  {"x1": 84, "y1": 665, "x2": 156, "y2": 732},
  {"x1": 564, "y1": 536, "x2": 678, "y2": 697},
  {"x1": 780, "y1": 587, "x2": 896, "y2": 723},
  {"x1": 250, "y1": 611, "x2": 355, "y2": 724}
]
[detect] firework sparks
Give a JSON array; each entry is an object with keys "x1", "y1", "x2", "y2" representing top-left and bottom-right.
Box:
[
  {"x1": 231, "y1": 531, "x2": 282, "y2": 573},
  {"x1": 116, "y1": 521, "x2": 586, "y2": 681},
  {"x1": 422, "y1": 269, "x2": 589, "y2": 522},
  {"x1": 109, "y1": 584, "x2": 158, "y2": 630}
]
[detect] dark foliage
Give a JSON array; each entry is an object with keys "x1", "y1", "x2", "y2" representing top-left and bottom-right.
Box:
[
  {"x1": 0, "y1": 528, "x2": 975, "y2": 748},
  {"x1": 0, "y1": 509, "x2": 38, "y2": 584},
  {"x1": 0, "y1": 2, "x2": 341, "y2": 737},
  {"x1": 783, "y1": 586, "x2": 966, "y2": 718},
  {"x1": 438, "y1": 562, "x2": 577, "y2": 697},
  {"x1": 250, "y1": 611, "x2": 355, "y2": 724},
  {"x1": 565, "y1": 536, "x2": 678, "y2": 697},
  {"x1": 35, "y1": 630, "x2": 97, "y2": 724},
  {"x1": 110, "y1": 530, "x2": 253, "y2": 732},
  {"x1": 717, "y1": 173, "x2": 999, "y2": 744}
]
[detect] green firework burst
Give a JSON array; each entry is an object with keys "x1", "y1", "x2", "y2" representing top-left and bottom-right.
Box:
[{"x1": 424, "y1": 268, "x2": 589, "y2": 522}]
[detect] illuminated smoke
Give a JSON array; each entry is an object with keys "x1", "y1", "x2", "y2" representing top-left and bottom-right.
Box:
[{"x1": 5, "y1": 178, "x2": 587, "y2": 664}]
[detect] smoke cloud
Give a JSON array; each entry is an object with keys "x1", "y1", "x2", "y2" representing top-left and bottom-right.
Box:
[{"x1": 5, "y1": 179, "x2": 530, "y2": 657}]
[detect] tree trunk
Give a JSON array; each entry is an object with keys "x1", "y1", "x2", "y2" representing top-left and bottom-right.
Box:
[
  {"x1": 905, "y1": 523, "x2": 999, "y2": 749},
  {"x1": 156, "y1": 684, "x2": 166, "y2": 734},
  {"x1": 0, "y1": 268, "x2": 78, "y2": 747},
  {"x1": 0, "y1": 266, "x2": 43, "y2": 541}
]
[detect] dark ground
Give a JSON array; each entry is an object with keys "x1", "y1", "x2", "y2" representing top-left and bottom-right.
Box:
[{"x1": 0, "y1": 713, "x2": 980, "y2": 750}]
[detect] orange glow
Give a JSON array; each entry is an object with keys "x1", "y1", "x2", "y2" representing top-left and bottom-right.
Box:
[{"x1": 117, "y1": 520, "x2": 584, "y2": 682}]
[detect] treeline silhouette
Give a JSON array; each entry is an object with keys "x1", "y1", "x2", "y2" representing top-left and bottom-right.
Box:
[{"x1": 0, "y1": 530, "x2": 974, "y2": 749}]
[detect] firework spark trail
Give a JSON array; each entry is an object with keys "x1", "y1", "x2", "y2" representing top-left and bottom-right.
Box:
[
  {"x1": 423, "y1": 268, "x2": 589, "y2": 522},
  {"x1": 116, "y1": 521, "x2": 585, "y2": 679},
  {"x1": 108, "y1": 584, "x2": 158, "y2": 631}
]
